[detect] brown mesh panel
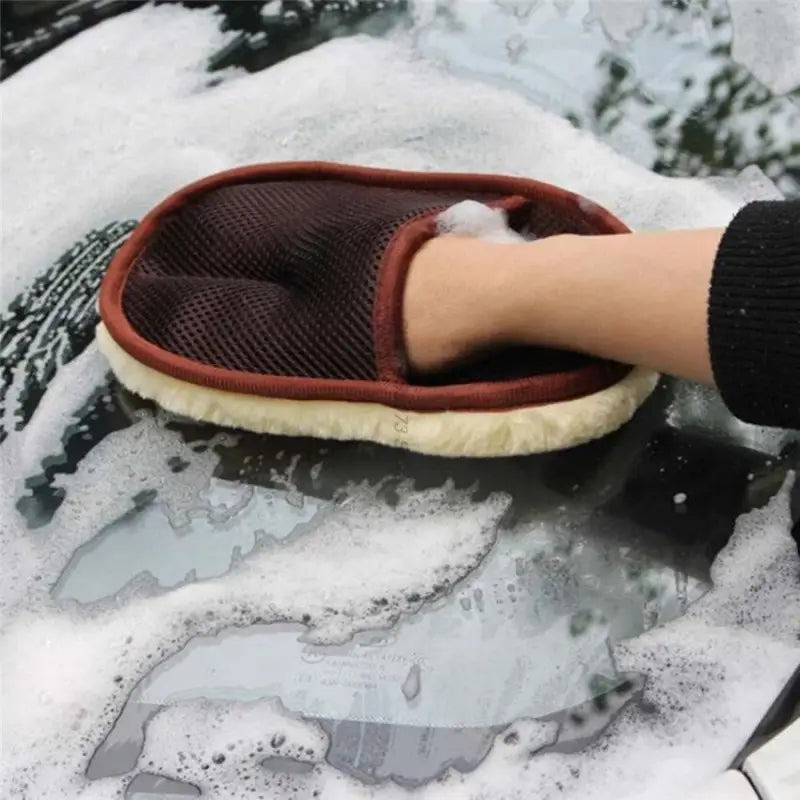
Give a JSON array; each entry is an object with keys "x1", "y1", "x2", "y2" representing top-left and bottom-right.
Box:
[
  {"x1": 508, "y1": 201, "x2": 598, "y2": 237},
  {"x1": 123, "y1": 181, "x2": 502, "y2": 380},
  {"x1": 121, "y1": 179, "x2": 603, "y2": 382}
]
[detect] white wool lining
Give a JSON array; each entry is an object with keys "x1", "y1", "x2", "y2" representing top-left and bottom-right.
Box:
[{"x1": 96, "y1": 323, "x2": 659, "y2": 457}]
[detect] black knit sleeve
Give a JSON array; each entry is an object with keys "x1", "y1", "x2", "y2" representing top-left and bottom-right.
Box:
[{"x1": 708, "y1": 200, "x2": 799, "y2": 429}]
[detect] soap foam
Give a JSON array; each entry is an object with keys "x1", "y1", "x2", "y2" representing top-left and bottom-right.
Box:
[
  {"x1": 2, "y1": 411, "x2": 505, "y2": 797},
  {"x1": 2, "y1": 342, "x2": 109, "y2": 479},
  {"x1": 437, "y1": 201, "x2": 527, "y2": 243},
  {"x1": 2, "y1": 3, "x2": 767, "y2": 311},
  {"x1": 134, "y1": 477, "x2": 800, "y2": 800}
]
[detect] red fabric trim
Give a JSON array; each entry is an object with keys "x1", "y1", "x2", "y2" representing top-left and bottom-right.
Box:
[{"x1": 99, "y1": 161, "x2": 631, "y2": 412}]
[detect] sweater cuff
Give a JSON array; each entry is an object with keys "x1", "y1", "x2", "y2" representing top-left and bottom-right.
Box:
[{"x1": 708, "y1": 200, "x2": 800, "y2": 429}]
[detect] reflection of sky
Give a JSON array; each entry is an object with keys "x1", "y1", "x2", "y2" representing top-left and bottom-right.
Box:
[
  {"x1": 131, "y1": 503, "x2": 705, "y2": 728},
  {"x1": 412, "y1": 0, "x2": 609, "y2": 107},
  {"x1": 51, "y1": 423, "x2": 707, "y2": 729},
  {"x1": 667, "y1": 381, "x2": 800, "y2": 456},
  {"x1": 408, "y1": 0, "x2": 799, "y2": 192},
  {"x1": 54, "y1": 479, "x2": 324, "y2": 602},
  {"x1": 409, "y1": 0, "x2": 703, "y2": 103}
]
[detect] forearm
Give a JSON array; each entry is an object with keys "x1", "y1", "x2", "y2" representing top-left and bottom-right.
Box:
[
  {"x1": 509, "y1": 229, "x2": 724, "y2": 383},
  {"x1": 405, "y1": 200, "x2": 798, "y2": 428}
]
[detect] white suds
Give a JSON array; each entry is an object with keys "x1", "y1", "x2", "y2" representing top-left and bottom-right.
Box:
[{"x1": 436, "y1": 200, "x2": 528, "y2": 243}]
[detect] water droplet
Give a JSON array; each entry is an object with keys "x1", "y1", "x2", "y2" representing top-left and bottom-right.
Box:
[{"x1": 401, "y1": 663, "x2": 421, "y2": 702}]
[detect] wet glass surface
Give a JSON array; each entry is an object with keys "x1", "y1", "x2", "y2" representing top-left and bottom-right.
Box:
[
  {"x1": 4, "y1": 1, "x2": 796, "y2": 194},
  {"x1": 1, "y1": 1, "x2": 799, "y2": 797},
  {"x1": 13, "y1": 361, "x2": 796, "y2": 793}
]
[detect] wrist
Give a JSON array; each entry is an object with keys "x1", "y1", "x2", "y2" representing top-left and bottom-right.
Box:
[{"x1": 500, "y1": 233, "x2": 594, "y2": 349}]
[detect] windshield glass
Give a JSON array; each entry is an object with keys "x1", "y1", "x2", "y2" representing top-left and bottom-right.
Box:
[{"x1": 1, "y1": 2, "x2": 798, "y2": 799}]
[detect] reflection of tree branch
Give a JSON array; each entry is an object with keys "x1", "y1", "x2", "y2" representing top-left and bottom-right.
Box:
[
  {"x1": 1, "y1": 1, "x2": 409, "y2": 80},
  {"x1": 573, "y1": 1, "x2": 798, "y2": 195}
]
